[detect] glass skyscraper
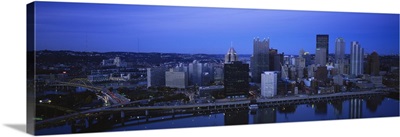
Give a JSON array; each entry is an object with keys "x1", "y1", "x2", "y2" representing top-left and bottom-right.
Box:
[
  {"x1": 251, "y1": 37, "x2": 269, "y2": 83},
  {"x1": 350, "y1": 41, "x2": 364, "y2": 76},
  {"x1": 315, "y1": 34, "x2": 329, "y2": 66}
]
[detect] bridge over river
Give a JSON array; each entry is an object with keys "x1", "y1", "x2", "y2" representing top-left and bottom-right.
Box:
[{"x1": 35, "y1": 90, "x2": 388, "y2": 131}]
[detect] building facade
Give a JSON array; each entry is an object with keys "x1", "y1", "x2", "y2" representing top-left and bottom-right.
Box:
[
  {"x1": 251, "y1": 37, "x2": 269, "y2": 83},
  {"x1": 165, "y1": 71, "x2": 188, "y2": 89},
  {"x1": 350, "y1": 41, "x2": 364, "y2": 76},
  {"x1": 225, "y1": 47, "x2": 238, "y2": 63},
  {"x1": 335, "y1": 38, "x2": 345, "y2": 64},
  {"x1": 224, "y1": 61, "x2": 249, "y2": 98},
  {"x1": 366, "y1": 51, "x2": 380, "y2": 76},
  {"x1": 335, "y1": 38, "x2": 346, "y2": 74},
  {"x1": 147, "y1": 66, "x2": 166, "y2": 88},
  {"x1": 261, "y1": 71, "x2": 278, "y2": 97},
  {"x1": 189, "y1": 60, "x2": 203, "y2": 86},
  {"x1": 315, "y1": 34, "x2": 329, "y2": 66}
]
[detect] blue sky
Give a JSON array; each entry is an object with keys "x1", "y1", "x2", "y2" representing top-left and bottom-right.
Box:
[{"x1": 34, "y1": 2, "x2": 399, "y2": 55}]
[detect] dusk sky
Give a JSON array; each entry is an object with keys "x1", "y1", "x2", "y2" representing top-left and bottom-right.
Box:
[{"x1": 35, "y1": 2, "x2": 399, "y2": 55}]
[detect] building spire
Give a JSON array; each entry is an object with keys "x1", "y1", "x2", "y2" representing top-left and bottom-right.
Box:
[{"x1": 225, "y1": 46, "x2": 238, "y2": 64}]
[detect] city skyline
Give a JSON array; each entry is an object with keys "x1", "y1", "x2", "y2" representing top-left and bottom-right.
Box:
[{"x1": 34, "y1": 2, "x2": 399, "y2": 55}]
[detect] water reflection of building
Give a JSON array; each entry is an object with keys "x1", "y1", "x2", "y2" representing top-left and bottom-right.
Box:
[
  {"x1": 253, "y1": 108, "x2": 276, "y2": 124},
  {"x1": 331, "y1": 101, "x2": 343, "y2": 116},
  {"x1": 277, "y1": 105, "x2": 297, "y2": 114},
  {"x1": 366, "y1": 96, "x2": 384, "y2": 112},
  {"x1": 314, "y1": 102, "x2": 328, "y2": 115},
  {"x1": 349, "y1": 98, "x2": 363, "y2": 118},
  {"x1": 224, "y1": 111, "x2": 248, "y2": 125}
]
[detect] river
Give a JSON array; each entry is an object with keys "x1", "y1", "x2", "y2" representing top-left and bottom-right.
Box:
[
  {"x1": 108, "y1": 96, "x2": 399, "y2": 131},
  {"x1": 36, "y1": 95, "x2": 399, "y2": 135}
]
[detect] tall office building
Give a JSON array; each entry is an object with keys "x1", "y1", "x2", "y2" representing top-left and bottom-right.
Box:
[
  {"x1": 165, "y1": 70, "x2": 188, "y2": 89},
  {"x1": 366, "y1": 51, "x2": 380, "y2": 76},
  {"x1": 251, "y1": 37, "x2": 269, "y2": 83},
  {"x1": 335, "y1": 38, "x2": 345, "y2": 64},
  {"x1": 269, "y1": 48, "x2": 277, "y2": 70},
  {"x1": 261, "y1": 71, "x2": 278, "y2": 97},
  {"x1": 225, "y1": 47, "x2": 238, "y2": 63},
  {"x1": 295, "y1": 56, "x2": 306, "y2": 68},
  {"x1": 189, "y1": 60, "x2": 203, "y2": 86},
  {"x1": 350, "y1": 41, "x2": 364, "y2": 76},
  {"x1": 299, "y1": 49, "x2": 305, "y2": 58},
  {"x1": 147, "y1": 66, "x2": 166, "y2": 88},
  {"x1": 224, "y1": 61, "x2": 249, "y2": 98},
  {"x1": 335, "y1": 38, "x2": 346, "y2": 74},
  {"x1": 202, "y1": 63, "x2": 214, "y2": 86},
  {"x1": 303, "y1": 52, "x2": 312, "y2": 66},
  {"x1": 269, "y1": 48, "x2": 284, "y2": 71},
  {"x1": 315, "y1": 34, "x2": 329, "y2": 66},
  {"x1": 315, "y1": 66, "x2": 328, "y2": 81},
  {"x1": 214, "y1": 64, "x2": 224, "y2": 83}
]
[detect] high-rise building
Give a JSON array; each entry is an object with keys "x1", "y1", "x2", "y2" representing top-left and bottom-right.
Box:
[
  {"x1": 261, "y1": 71, "x2": 278, "y2": 97},
  {"x1": 335, "y1": 38, "x2": 346, "y2": 75},
  {"x1": 299, "y1": 49, "x2": 305, "y2": 58},
  {"x1": 225, "y1": 47, "x2": 238, "y2": 63},
  {"x1": 315, "y1": 34, "x2": 329, "y2": 66},
  {"x1": 295, "y1": 57, "x2": 306, "y2": 68},
  {"x1": 165, "y1": 70, "x2": 188, "y2": 89},
  {"x1": 335, "y1": 38, "x2": 345, "y2": 64},
  {"x1": 147, "y1": 66, "x2": 166, "y2": 88},
  {"x1": 366, "y1": 51, "x2": 380, "y2": 76},
  {"x1": 269, "y1": 48, "x2": 277, "y2": 70},
  {"x1": 307, "y1": 64, "x2": 317, "y2": 78},
  {"x1": 214, "y1": 64, "x2": 224, "y2": 83},
  {"x1": 202, "y1": 63, "x2": 214, "y2": 86},
  {"x1": 303, "y1": 52, "x2": 312, "y2": 66},
  {"x1": 224, "y1": 61, "x2": 249, "y2": 98},
  {"x1": 251, "y1": 37, "x2": 269, "y2": 83},
  {"x1": 269, "y1": 48, "x2": 284, "y2": 71},
  {"x1": 189, "y1": 60, "x2": 203, "y2": 86},
  {"x1": 315, "y1": 66, "x2": 328, "y2": 81},
  {"x1": 350, "y1": 41, "x2": 364, "y2": 76}
]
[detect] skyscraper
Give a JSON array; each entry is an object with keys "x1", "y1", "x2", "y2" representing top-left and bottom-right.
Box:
[
  {"x1": 202, "y1": 63, "x2": 214, "y2": 86},
  {"x1": 189, "y1": 60, "x2": 214, "y2": 86},
  {"x1": 261, "y1": 71, "x2": 278, "y2": 97},
  {"x1": 147, "y1": 66, "x2": 166, "y2": 88},
  {"x1": 269, "y1": 48, "x2": 284, "y2": 71},
  {"x1": 189, "y1": 60, "x2": 203, "y2": 86},
  {"x1": 350, "y1": 41, "x2": 364, "y2": 76},
  {"x1": 335, "y1": 38, "x2": 345, "y2": 64},
  {"x1": 366, "y1": 51, "x2": 380, "y2": 76},
  {"x1": 165, "y1": 71, "x2": 188, "y2": 89},
  {"x1": 335, "y1": 38, "x2": 346, "y2": 74},
  {"x1": 251, "y1": 37, "x2": 269, "y2": 83},
  {"x1": 225, "y1": 47, "x2": 238, "y2": 63},
  {"x1": 224, "y1": 61, "x2": 249, "y2": 98},
  {"x1": 315, "y1": 34, "x2": 329, "y2": 66}
]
